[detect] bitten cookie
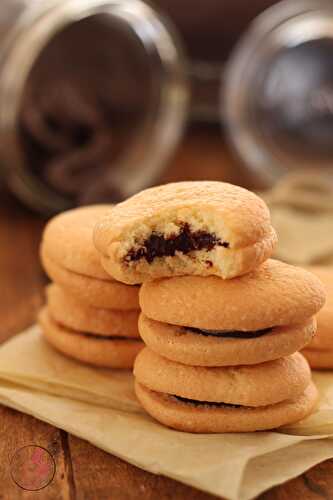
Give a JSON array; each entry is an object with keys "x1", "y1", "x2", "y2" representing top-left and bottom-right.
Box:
[
  {"x1": 94, "y1": 181, "x2": 277, "y2": 284},
  {"x1": 134, "y1": 348, "x2": 317, "y2": 433},
  {"x1": 139, "y1": 314, "x2": 316, "y2": 366},
  {"x1": 302, "y1": 267, "x2": 333, "y2": 369},
  {"x1": 139, "y1": 259, "x2": 325, "y2": 330},
  {"x1": 47, "y1": 284, "x2": 139, "y2": 338},
  {"x1": 41, "y1": 205, "x2": 139, "y2": 310},
  {"x1": 39, "y1": 308, "x2": 143, "y2": 369}
]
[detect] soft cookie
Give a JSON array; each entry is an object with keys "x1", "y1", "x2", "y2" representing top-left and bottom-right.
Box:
[
  {"x1": 94, "y1": 181, "x2": 277, "y2": 284},
  {"x1": 42, "y1": 204, "x2": 112, "y2": 279},
  {"x1": 139, "y1": 314, "x2": 316, "y2": 366},
  {"x1": 302, "y1": 348, "x2": 333, "y2": 370},
  {"x1": 302, "y1": 267, "x2": 333, "y2": 369},
  {"x1": 39, "y1": 308, "x2": 143, "y2": 369},
  {"x1": 138, "y1": 260, "x2": 324, "y2": 366},
  {"x1": 41, "y1": 205, "x2": 139, "y2": 309},
  {"x1": 47, "y1": 284, "x2": 140, "y2": 338},
  {"x1": 139, "y1": 259, "x2": 325, "y2": 330},
  {"x1": 134, "y1": 348, "x2": 317, "y2": 432}
]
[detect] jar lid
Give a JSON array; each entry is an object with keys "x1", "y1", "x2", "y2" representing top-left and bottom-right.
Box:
[
  {"x1": 0, "y1": 0, "x2": 189, "y2": 213},
  {"x1": 224, "y1": 0, "x2": 333, "y2": 186}
]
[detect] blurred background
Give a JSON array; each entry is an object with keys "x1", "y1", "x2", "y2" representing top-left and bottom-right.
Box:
[
  {"x1": 1, "y1": 0, "x2": 333, "y2": 212},
  {"x1": 1, "y1": 0, "x2": 333, "y2": 335}
]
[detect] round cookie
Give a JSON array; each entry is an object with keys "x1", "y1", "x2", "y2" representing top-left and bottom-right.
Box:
[
  {"x1": 302, "y1": 348, "x2": 333, "y2": 370},
  {"x1": 135, "y1": 381, "x2": 318, "y2": 433},
  {"x1": 47, "y1": 284, "x2": 139, "y2": 338},
  {"x1": 39, "y1": 308, "x2": 143, "y2": 369},
  {"x1": 42, "y1": 253, "x2": 139, "y2": 310},
  {"x1": 139, "y1": 314, "x2": 316, "y2": 366},
  {"x1": 41, "y1": 205, "x2": 140, "y2": 310},
  {"x1": 94, "y1": 181, "x2": 277, "y2": 284},
  {"x1": 133, "y1": 348, "x2": 311, "y2": 407},
  {"x1": 42, "y1": 205, "x2": 112, "y2": 280},
  {"x1": 140, "y1": 259, "x2": 325, "y2": 330},
  {"x1": 304, "y1": 267, "x2": 332, "y2": 350}
]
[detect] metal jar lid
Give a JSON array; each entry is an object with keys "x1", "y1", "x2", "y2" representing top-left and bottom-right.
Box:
[
  {"x1": 0, "y1": 0, "x2": 188, "y2": 213},
  {"x1": 224, "y1": 0, "x2": 333, "y2": 186}
]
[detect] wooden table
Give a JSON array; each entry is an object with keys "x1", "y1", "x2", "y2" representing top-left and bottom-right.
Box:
[{"x1": 1, "y1": 128, "x2": 332, "y2": 499}]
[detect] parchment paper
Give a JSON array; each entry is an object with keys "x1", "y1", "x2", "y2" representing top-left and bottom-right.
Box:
[
  {"x1": 261, "y1": 170, "x2": 333, "y2": 265},
  {"x1": 1, "y1": 326, "x2": 333, "y2": 500}
]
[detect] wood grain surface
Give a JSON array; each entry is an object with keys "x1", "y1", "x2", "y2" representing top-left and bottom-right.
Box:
[{"x1": 0, "y1": 129, "x2": 332, "y2": 500}]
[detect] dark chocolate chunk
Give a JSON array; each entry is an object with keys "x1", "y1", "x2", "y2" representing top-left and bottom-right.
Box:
[
  {"x1": 125, "y1": 223, "x2": 229, "y2": 264},
  {"x1": 184, "y1": 327, "x2": 273, "y2": 339},
  {"x1": 172, "y1": 395, "x2": 242, "y2": 409}
]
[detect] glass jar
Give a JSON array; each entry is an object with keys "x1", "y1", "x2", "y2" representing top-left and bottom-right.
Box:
[
  {"x1": 0, "y1": 0, "x2": 188, "y2": 213},
  {"x1": 224, "y1": 0, "x2": 333, "y2": 186}
]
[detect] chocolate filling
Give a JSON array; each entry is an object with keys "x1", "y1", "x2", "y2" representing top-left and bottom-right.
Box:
[
  {"x1": 125, "y1": 223, "x2": 229, "y2": 264},
  {"x1": 173, "y1": 395, "x2": 242, "y2": 409},
  {"x1": 54, "y1": 318, "x2": 140, "y2": 341},
  {"x1": 185, "y1": 327, "x2": 273, "y2": 339}
]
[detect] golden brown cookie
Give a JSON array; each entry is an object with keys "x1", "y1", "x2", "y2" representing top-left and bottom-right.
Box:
[
  {"x1": 47, "y1": 284, "x2": 139, "y2": 338},
  {"x1": 39, "y1": 308, "x2": 143, "y2": 369},
  {"x1": 140, "y1": 260, "x2": 325, "y2": 330},
  {"x1": 94, "y1": 181, "x2": 277, "y2": 284},
  {"x1": 304, "y1": 267, "x2": 332, "y2": 350},
  {"x1": 42, "y1": 253, "x2": 139, "y2": 310},
  {"x1": 139, "y1": 314, "x2": 315, "y2": 366},
  {"x1": 302, "y1": 348, "x2": 333, "y2": 370},
  {"x1": 135, "y1": 381, "x2": 318, "y2": 433},
  {"x1": 41, "y1": 205, "x2": 140, "y2": 310},
  {"x1": 134, "y1": 348, "x2": 311, "y2": 407},
  {"x1": 42, "y1": 205, "x2": 112, "y2": 280}
]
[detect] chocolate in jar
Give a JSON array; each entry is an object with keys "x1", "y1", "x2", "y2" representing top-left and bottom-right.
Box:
[{"x1": 19, "y1": 14, "x2": 153, "y2": 205}]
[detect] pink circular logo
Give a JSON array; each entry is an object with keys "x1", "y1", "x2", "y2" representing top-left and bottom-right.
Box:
[{"x1": 10, "y1": 445, "x2": 55, "y2": 491}]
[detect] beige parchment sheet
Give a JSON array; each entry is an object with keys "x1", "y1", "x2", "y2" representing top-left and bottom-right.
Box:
[
  {"x1": 261, "y1": 170, "x2": 333, "y2": 266},
  {"x1": 0, "y1": 326, "x2": 333, "y2": 500}
]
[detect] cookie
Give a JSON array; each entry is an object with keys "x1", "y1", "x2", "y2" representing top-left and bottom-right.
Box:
[
  {"x1": 39, "y1": 308, "x2": 143, "y2": 369},
  {"x1": 134, "y1": 348, "x2": 311, "y2": 407},
  {"x1": 303, "y1": 267, "x2": 332, "y2": 350},
  {"x1": 41, "y1": 205, "x2": 140, "y2": 310},
  {"x1": 47, "y1": 284, "x2": 139, "y2": 338},
  {"x1": 302, "y1": 348, "x2": 333, "y2": 370},
  {"x1": 94, "y1": 181, "x2": 277, "y2": 284},
  {"x1": 42, "y1": 205, "x2": 112, "y2": 280},
  {"x1": 42, "y1": 253, "x2": 139, "y2": 310},
  {"x1": 140, "y1": 259, "x2": 325, "y2": 330},
  {"x1": 139, "y1": 314, "x2": 315, "y2": 366},
  {"x1": 135, "y1": 380, "x2": 318, "y2": 433}
]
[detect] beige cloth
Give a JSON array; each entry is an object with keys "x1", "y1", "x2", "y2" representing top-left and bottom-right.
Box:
[
  {"x1": 261, "y1": 170, "x2": 333, "y2": 265},
  {"x1": 0, "y1": 327, "x2": 333, "y2": 500}
]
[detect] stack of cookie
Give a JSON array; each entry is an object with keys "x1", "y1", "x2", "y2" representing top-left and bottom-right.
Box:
[
  {"x1": 135, "y1": 261, "x2": 323, "y2": 432},
  {"x1": 95, "y1": 181, "x2": 325, "y2": 432},
  {"x1": 39, "y1": 205, "x2": 143, "y2": 368},
  {"x1": 302, "y1": 267, "x2": 333, "y2": 370}
]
